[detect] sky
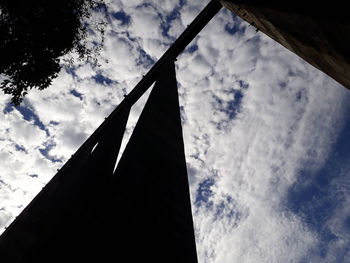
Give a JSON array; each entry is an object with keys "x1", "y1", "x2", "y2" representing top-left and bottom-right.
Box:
[{"x1": 1, "y1": 1, "x2": 350, "y2": 262}]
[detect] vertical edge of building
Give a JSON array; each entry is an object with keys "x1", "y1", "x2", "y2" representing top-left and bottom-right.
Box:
[{"x1": 111, "y1": 58, "x2": 198, "y2": 262}]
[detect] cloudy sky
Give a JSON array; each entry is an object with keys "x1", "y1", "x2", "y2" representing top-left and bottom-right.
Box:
[{"x1": 1, "y1": 1, "x2": 350, "y2": 262}]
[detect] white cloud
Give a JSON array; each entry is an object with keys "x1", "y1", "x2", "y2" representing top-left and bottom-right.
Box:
[
  {"x1": 168, "y1": 16, "x2": 186, "y2": 38},
  {"x1": 177, "y1": 7, "x2": 349, "y2": 263},
  {"x1": 179, "y1": 2, "x2": 207, "y2": 27}
]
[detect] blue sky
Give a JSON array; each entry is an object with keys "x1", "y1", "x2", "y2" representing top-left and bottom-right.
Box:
[{"x1": 1, "y1": 1, "x2": 350, "y2": 262}]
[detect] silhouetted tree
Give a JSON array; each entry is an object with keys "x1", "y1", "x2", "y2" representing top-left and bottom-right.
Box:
[{"x1": 0, "y1": 0, "x2": 106, "y2": 105}]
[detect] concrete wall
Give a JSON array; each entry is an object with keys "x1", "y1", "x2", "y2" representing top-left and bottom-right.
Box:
[{"x1": 221, "y1": 0, "x2": 350, "y2": 89}]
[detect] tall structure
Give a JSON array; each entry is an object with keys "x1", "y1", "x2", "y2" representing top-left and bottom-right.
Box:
[
  {"x1": 0, "y1": 1, "x2": 222, "y2": 262},
  {"x1": 221, "y1": 0, "x2": 350, "y2": 89}
]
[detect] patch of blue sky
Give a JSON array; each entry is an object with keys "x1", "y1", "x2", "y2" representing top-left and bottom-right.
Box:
[
  {"x1": 238, "y1": 79, "x2": 249, "y2": 90},
  {"x1": 214, "y1": 80, "x2": 249, "y2": 122},
  {"x1": 63, "y1": 65, "x2": 77, "y2": 78},
  {"x1": 160, "y1": 1, "x2": 185, "y2": 40},
  {"x1": 70, "y1": 89, "x2": 84, "y2": 100},
  {"x1": 111, "y1": 10, "x2": 131, "y2": 26},
  {"x1": 93, "y1": 74, "x2": 114, "y2": 85},
  {"x1": 179, "y1": 105, "x2": 187, "y2": 124},
  {"x1": 3, "y1": 103, "x2": 13, "y2": 114},
  {"x1": 189, "y1": 152, "x2": 205, "y2": 166},
  {"x1": 15, "y1": 144, "x2": 27, "y2": 153},
  {"x1": 212, "y1": 88, "x2": 244, "y2": 121},
  {"x1": 224, "y1": 21, "x2": 241, "y2": 35},
  {"x1": 49, "y1": 121, "x2": 60, "y2": 126},
  {"x1": 223, "y1": 11, "x2": 245, "y2": 35},
  {"x1": 137, "y1": 48, "x2": 155, "y2": 67},
  {"x1": 39, "y1": 143, "x2": 62, "y2": 163},
  {"x1": 213, "y1": 195, "x2": 242, "y2": 221},
  {"x1": 195, "y1": 177, "x2": 215, "y2": 208},
  {"x1": 92, "y1": 1, "x2": 108, "y2": 13},
  {"x1": 135, "y1": 2, "x2": 153, "y2": 9},
  {"x1": 344, "y1": 216, "x2": 350, "y2": 234},
  {"x1": 3, "y1": 103, "x2": 48, "y2": 136},
  {"x1": 286, "y1": 106, "x2": 350, "y2": 260},
  {"x1": 0, "y1": 179, "x2": 6, "y2": 186},
  {"x1": 185, "y1": 44, "x2": 198, "y2": 54}
]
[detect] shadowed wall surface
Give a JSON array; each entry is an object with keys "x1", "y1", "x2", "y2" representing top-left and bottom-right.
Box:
[
  {"x1": 110, "y1": 59, "x2": 197, "y2": 262},
  {"x1": 221, "y1": 0, "x2": 350, "y2": 89}
]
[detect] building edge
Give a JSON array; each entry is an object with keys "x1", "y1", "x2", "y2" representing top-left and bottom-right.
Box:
[{"x1": 221, "y1": 0, "x2": 350, "y2": 89}]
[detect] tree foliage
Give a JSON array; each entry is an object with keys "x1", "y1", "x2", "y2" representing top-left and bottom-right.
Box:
[{"x1": 0, "y1": 0, "x2": 106, "y2": 105}]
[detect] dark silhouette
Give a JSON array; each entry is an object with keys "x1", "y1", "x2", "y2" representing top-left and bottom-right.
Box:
[
  {"x1": 0, "y1": 1, "x2": 223, "y2": 262},
  {"x1": 0, "y1": 59, "x2": 199, "y2": 263},
  {"x1": 0, "y1": 0, "x2": 106, "y2": 105}
]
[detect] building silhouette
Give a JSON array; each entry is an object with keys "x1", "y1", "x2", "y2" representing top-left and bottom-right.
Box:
[
  {"x1": 0, "y1": 1, "x2": 222, "y2": 262},
  {"x1": 221, "y1": 0, "x2": 350, "y2": 89}
]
